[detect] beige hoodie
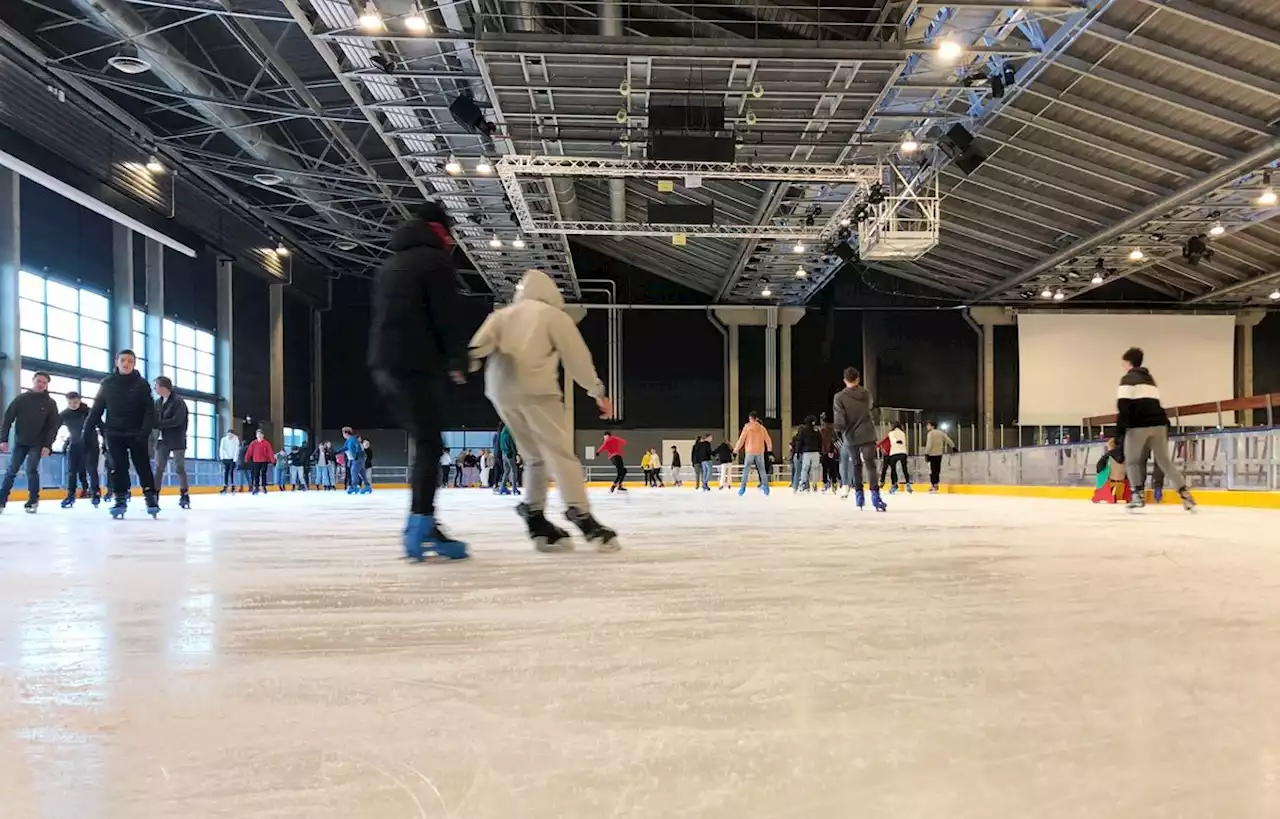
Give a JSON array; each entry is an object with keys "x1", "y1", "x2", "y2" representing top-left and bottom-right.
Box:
[{"x1": 468, "y1": 269, "x2": 606, "y2": 404}]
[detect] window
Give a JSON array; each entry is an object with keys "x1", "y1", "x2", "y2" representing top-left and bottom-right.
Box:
[
  {"x1": 162, "y1": 317, "x2": 216, "y2": 395},
  {"x1": 188, "y1": 400, "x2": 216, "y2": 460},
  {"x1": 132, "y1": 308, "x2": 147, "y2": 379},
  {"x1": 21, "y1": 368, "x2": 100, "y2": 452},
  {"x1": 283, "y1": 427, "x2": 308, "y2": 449},
  {"x1": 18, "y1": 270, "x2": 110, "y2": 372}
]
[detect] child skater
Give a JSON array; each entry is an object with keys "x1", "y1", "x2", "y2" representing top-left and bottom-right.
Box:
[{"x1": 468, "y1": 268, "x2": 620, "y2": 553}]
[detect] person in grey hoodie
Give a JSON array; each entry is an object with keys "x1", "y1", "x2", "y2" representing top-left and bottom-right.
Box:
[
  {"x1": 832, "y1": 365, "x2": 885, "y2": 511},
  {"x1": 469, "y1": 268, "x2": 620, "y2": 553},
  {"x1": 923, "y1": 420, "x2": 955, "y2": 493}
]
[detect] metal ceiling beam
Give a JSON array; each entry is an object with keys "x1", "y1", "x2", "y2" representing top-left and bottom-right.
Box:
[
  {"x1": 1185, "y1": 270, "x2": 1280, "y2": 304},
  {"x1": 971, "y1": 137, "x2": 1280, "y2": 301},
  {"x1": 717, "y1": 182, "x2": 789, "y2": 300},
  {"x1": 1134, "y1": 0, "x2": 1280, "y2": 54},
  {"x1": 118, "y1": 0, "x2": 294, "y2": 21}
]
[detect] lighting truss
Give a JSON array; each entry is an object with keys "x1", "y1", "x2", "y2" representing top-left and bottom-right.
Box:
[
  {"x1": 858, "y1": 163, "x2": 941, "y2": 260},
  {"x1": 498, "y1": 155, "x2": 882, "y2": 238}
]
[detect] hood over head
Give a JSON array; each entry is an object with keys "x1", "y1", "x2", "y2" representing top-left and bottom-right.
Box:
[
  {"x1": 515, "y1": 269, "x2": 565, "y2": 309},
  {"x1": 388, "y1": 214, "x2": 453, "y2": 252}
]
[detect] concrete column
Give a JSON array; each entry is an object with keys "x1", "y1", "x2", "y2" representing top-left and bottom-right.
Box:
[
  {"x1": 727, "y1": 323, "x2": 740, "y2": 441},
  {"x1": 144, "y1": 238, "x2": 163, "y2": 381},
  {"x1": 780, "y1": 321, "x2": 793, "y2": 444},
  {"x1": 216, "y1": 258, "x2": 234, "y2": 437},
  {"x1": 861, "y1": 313, "x2": 877, "y2": 398},
  {"x1": 969, "y1": 306, "x2": 1015, "y2": 450},
  {"x1": 112, "y1": 223, "x2": 133, "y2": 356},
  {"x1": 311, "y1": 308, "x2": 322, "y2": 437},
  {"x1": 0, "y1": 168, "x2": 18, "y2": 410},
  {"x1": 268, "y1": 282, "x2": 284, "y2": 442},
  {"x1": 1237, "y1": 309, "x2": 1266, "y2": 427},
  {"x1": 564, "y1": 305, "x2": 587, "y2": 452}
]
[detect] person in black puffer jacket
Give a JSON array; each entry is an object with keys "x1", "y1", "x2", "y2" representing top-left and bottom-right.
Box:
[
  {"x1": 87, "y1": 349, "x2": 159, "y2": 515},
  {"x1": 797, "y1": 415, "x2": 822, "y2": 491},
  {"x1": 0, "y1": 370, "x2": 60, "y2": 512},
  {"x1": 153, "y1": 376, "x2": 191, "y2": 507}
]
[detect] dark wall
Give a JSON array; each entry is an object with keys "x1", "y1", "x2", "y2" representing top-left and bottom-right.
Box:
[
  {"x1": 283, "y1": 295, "x2": 312, "y2": 427},
  {"x1": 232, "y1": 266, "x2": 269, "y2": 421},
  {"x1": 866, "y1": 310, "x2": 979, "y2": 423},
  {"x1": 1256, "y1": 313, "x2": 1280, "y2": 396},
  {"x1": 791, "y1": 309, "x2": 863, "y2": 420},
  {"x1": 993, "y1": 323, "x2": 1018, "y2": 425},
  {"x1": 18, "y1": 178, "x2": 114, "y2": 293},
  {"x1": 163, "y1": 247, "x2": 218, "y2": 331}
]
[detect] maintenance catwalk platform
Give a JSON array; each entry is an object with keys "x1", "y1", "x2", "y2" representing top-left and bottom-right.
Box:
[{"x1": 2, "y1": 487, "x2": 1278, "y2": 818}]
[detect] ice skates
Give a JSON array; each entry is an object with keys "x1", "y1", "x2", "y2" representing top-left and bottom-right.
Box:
[
  {"x1": 60, "y1": 495, "x2": 75, "y2": 509},
  {"x1": 855, "y1": 488, "x2": 865, "y2": 509},
  {"x1": 91, "y1": 492, "x2": 101, "y2": 508},
  {"x1": 145, "y1": 493, "x2": 160, "y2": 518},
  {"x1": 1178, "y1": 487, "x2": 1196, "y2": 512},
  {"x1": 1127, "y1": 493, "x2": 1145, "y2": 511},
  {"x1": 179, "y1": 492, "x2": 191, "y2": 509},
  {"x1": 517, "y1": 503, "x2": 574, "y2": 553},
  {"x1": 870, "y1": 488, "x2": 887, "y2": 512},
  {"x1": 1152, "y1": 488, "x2": 1164, "y2": 504},
  {"x1": 402, "y1": 513, "x2": 469, "y2": 562},
  {"x1": 567, "y1": 507, "x2": 620, "y2": 552},
  {"x1": 109, "y1": 499, "x2": 127, "y2": 519},
  {"x1": 23, "y1": 499, "x2": 38, "y2": 514},
  {"x1": 889, "y1": 484, "x2": 897, "y2": 495}
]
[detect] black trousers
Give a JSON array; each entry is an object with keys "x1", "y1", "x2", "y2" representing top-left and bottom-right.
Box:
[
  {"x1": 927, "y1": 455, "x2": 943, "y2": 487},
  {"x1": 848, "y1": 443, "x2": 878, "y2": 490},
  {"x1": 373, "y1": 371, "x2": 444, "y2": 516},
  {"x1": 880, "y1": 453, "x2": 909, "y2": 485},
  {"x1": 221, "y1": 459, "x2": 236, "y2": 487},
  {"x1": 65, "y1": 442, "x2": 90, "y2": 495},
  {"x1": 105, "y1": 434, "x2": 157, "y2": 500},
  {"x1": 611, "y1": 454, "x2": 626, "y2": 485},
  {"x1": 84, "y1": 442, "x2": 101, "y2": 496},
  {"x1": 251, "y1": 462, "x2": 269, "y2": 490}
]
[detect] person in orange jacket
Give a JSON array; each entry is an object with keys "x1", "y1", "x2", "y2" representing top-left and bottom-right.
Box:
[{"x1": 733, "y1": 411, "x2": 773, "y2": 496}]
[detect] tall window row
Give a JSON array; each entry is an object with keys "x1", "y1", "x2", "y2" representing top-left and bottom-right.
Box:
[{"x1": 19, "y1": 271, "x2": 110, "y2": 372}]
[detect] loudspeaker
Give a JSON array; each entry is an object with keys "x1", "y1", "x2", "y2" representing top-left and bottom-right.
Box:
[
  {"x1": 649, "y1": 133, "x2": 736, "y2": 163},
  {"x1": 449, "y1": 95, "x2": 490, "y2": 134},
  {"x1": 647, "y1": 202, "x2": 716, "y2": 225},
  {"x1": 649, "y1": 102, "x2": 725, "y2": 132},
  {"x1": 832, "y1": 242, "x2": 858, "y2": 263},
  {"x1": 932, "y1": 123, "x2": 987, "y2": 175}
]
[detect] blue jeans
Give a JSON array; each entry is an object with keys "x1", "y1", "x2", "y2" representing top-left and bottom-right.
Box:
[
  {"x1": 349, "y1": 459, "x2": 367, "y2": 489},
  {"x1": 0, "y1": 444, "x2": 42, "y2": 505},
  {"x1": 315, "y1": 464, "x2": 333, "y2": 486},
  {"x1": 740, "y1": 454, "x2": 768, "y2": 489},
  {"x1": 790, "y1": 454, "x2": 802, "y2": 490},
  {"x1": 699, "y1": 460, "x2": 712, "y2": 488}
]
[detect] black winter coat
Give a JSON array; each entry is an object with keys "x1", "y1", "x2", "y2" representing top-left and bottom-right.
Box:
[
  {"x1": 155, "y1": 393, "x2": 189, "y2": 450},
  {"x1": 87, "y1": 370, "x2": 156, "y2": 438},
  {"x1": 714, "y1": 442, "x2": 733, "y2": 464},
  {"x1": 367, "y1": 219, "x2": 467, "y2": 380},
  {"x1": 691, "y1": 440, "x2": 712, "y2": 464},
  {"x1": 2, "y1": 391, "x2": 59, "y2": 448},
  {"x1": 58, "y1": 404, "x2": 92, "y2": 447},
  {"x1": 798, "y1": 424, "x2": 822, "y2": 453}
]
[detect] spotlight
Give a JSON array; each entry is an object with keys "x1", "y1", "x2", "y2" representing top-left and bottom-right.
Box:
[
  {"x1": 275, "y1": 242, "x2": 289, "y2": 256},
  {"x1": 253, "y1": 172, "x2": 284, "y2": 186},
  {"x1": 839, "y1": 216, "x2": 851, "y2": 227},
  {"x1": 751, "y1": 82, "x2": 765, "y2": 99},
  {"x1": 1209, "y1": 221, "x2": 1225, "y2": 236},
  {"x1": 900, "y1": 134, "x2": 919, "y2": 153},
  {"x1": 1128, "y1": 248, "x2": 1144, "y2": 261},
  {"x1": 404, "y1": 14, "x2": 429, "y2": 33},
  {"x1": 795, "y1": 266, "x2": 807, "y2": 278},
  {"x1": 619, "y1": 79, "x2": 632, "y2": 97},
  {"x1": 804, "y1": 214, "x2": 815, "y2": 227},
  {"x1": 616, "y1": 109, "x2": 628, "y2": 124},
  {"x1": 516, "y1": 282, "x2": 524, "y2": 291},
  {"x1": 1271, "y1": 289, "x2": 1280, "y2": 301},
  {"x1": 358, "y1": 3, "x2": 383, "y2": 30},
  {"x1": 792, "y1": 242, "x2": 805, "y2": 253},
  {"x1": 745, "y1": 110, "x2": 758, "y2": 126},
  {"x1": 444, "y1": 156, "x2": 461, "y2": 174},
  {"x1": 512, "y1": 236, "x2": 526, "y2": 249},
  {"x1": 1053, "y1": 290, "x2": 1065, "y2": 301},
  {"x1": 334, "y1": 240, "x2": 358, "y2": 251},
  {"x1": 761, "y1": 286, "x2": 772, "y2": 298},
  {"x1": 1040, "y1": 287, "x2": 1053, "y2": 299},
  {"x1": 488, "y1": 234, "x2": 502, "y2": 248},
  {"x1": 937, "y1": 39, "x2": 963, "y2": 62},
  {"x1": 1091, "y1": 272, "x2": 1104, "y2": 285},
  {"x1": 145, "y1": 156, "x2": 164, "y2": 173},
  {"x1": 475, "y1": 159, "x2": 492, "y2": 174}
]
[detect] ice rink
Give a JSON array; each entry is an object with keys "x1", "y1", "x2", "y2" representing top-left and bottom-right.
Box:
[{"x1": 3, "y1": 485, "x2": 1280, "y2": 818}]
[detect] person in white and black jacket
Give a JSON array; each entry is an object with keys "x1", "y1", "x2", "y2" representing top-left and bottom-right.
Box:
[{"x1": 1116, "y1": 347, "x2": 1194, "y2": 511}]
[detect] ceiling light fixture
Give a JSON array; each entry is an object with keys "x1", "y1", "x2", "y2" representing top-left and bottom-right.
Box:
[
  {"x1": 275, "y1": 242, "x2": 289, "y2": 256},
  {"x1": 900, "y1": 134, "x2": 919, "y2": 153},
  {"x1": 1040, "y1": 287, "x2": 1053, "y2": 299},
  {"x1": 1270, "y1": 288, "x2": 1280, "y2": 301},
  {"x1": 404, "y1": 14, "x2": 429, "y2": 33},
  {"x1": 444, "y1": 156, "x2": 461, "y2": 174},
  {"x1": 615, "y1": 108, "x2": 628, "y2": 124},
  {"x1": 761, "y1": 286, "x2": 772, "y2": 298},
  {"x1": 1258, "y1": 171, "x2": 1277, "y2": 206},
  {"x1": 618, "y1": 79, "x2": 632, "y2": 97},
  {"x1": 839, "y1": 216, "x2": 851, "y2": 227},
  {"x1": 512, "y1": 236, "x2": 526, "y2": 249},
  {"x1": 937, "y1": 39, "x2": 963, "y2": 62},
  {"x1": 475, "y1": 159, "x2": 492, "y2": 174},
  {"x1": 751, "y1": 82, "x2": 765, "y2": 99},
  {"x1": 1209, "y1": 221, "x2": 1225, "y2": 236},
  {"x1": 358, "y1": 3, "x2": 383, "y2": 31},
  {"x1": 792, "y1": 242, "x2": 805, "y2": 253},
  {"x1": 488, "y1": 234, "x2": 502, "y2": 248},
  {"x1": 334, "y1": 240, "x2": 358, "y2": 251},
  {"x1": 253, "y1": 172, "x2": 284, "y2": 186},
  {"x1": 145, "y1": 156, "x2": 164, "y2": 173},
  {"x1": 1052, "y1": 289, "x2": 1065, "y2": 301},
  {"x1": 795, "y1": 266, "x2": 807, "y2": 278},
  {"x1": 107, "y1": 48, "x2": 151, "y2": 75},
  {"x1": 1091, "y1": 272, "x2": 1104, "y2": 285},
  {"x1": 1128, "y1": 248, "x2": 1144, "y2": 261}
]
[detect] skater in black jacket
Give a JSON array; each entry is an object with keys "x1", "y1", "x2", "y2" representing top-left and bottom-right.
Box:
[
  {"x1": 153, "y1": 376, "x2": 191, "y2": 508},
  {"x1": 57, "y1": 391, "x2": 98, "y2": 507},
  {"x1": 0, "y1": 370, "x2": 60, "y2": 513},
  {"x1": 87, "y1": 349, "x2": 160, "y2": 518}
]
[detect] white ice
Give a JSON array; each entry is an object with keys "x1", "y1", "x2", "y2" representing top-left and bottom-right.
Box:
[{"x1": 3, "y1": 486, "x2": 1280, "y2": 818}]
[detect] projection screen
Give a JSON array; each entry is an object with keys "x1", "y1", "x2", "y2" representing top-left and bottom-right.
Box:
[{"x1": 1017, "y1": 313, "x2": 1236, "y2": 426}]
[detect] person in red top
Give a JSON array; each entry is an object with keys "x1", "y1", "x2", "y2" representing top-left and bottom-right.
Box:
[
  {"x1": 244, "y1": 429, "x2": 276, "y2": 495},
  {"x1": 598, "y1": 431, "x2": 628, "y2": 493}
]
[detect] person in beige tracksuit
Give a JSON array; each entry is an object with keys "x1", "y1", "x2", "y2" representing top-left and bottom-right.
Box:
[{"x1": 469, "y1": 269, "x2": 620, "y2": 552}]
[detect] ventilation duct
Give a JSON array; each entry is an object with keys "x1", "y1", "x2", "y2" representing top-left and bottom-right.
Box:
[{"x1": 601, "y1": 0, "x2": 627, "y2": 239}]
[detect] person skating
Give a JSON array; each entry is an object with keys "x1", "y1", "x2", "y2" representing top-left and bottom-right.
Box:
[
  {"x1": 86, "y1": 350, "x2": 160, "y2": 519},
  {"x1": 274, "y1": 446, "x2": 289, "y2": 491},
  {"x1": 361, "y1": 438, "x2": 375, "y2": 491},
  {"x1": 314, "y1": 441, "x2": 335, "y2": 490},
  {"x1": 0, "y1": 370, "x2": 60, "y2": 513},
  {"x1": 883, "y1": 422, "x2": 911, "y2": 494},
  {"x1": 833, "y1": 366, "x2": 885, "y2": 511},
  {"x1": 714, "y1": 439, "x2": 733, "y2": 489},
  {"x1": 733, "y1": 411, "x2": 773, "y2": 496},
  {"x1": 690, "y1": 435, "x2": 712, "y2": 491},
  {"x1": 58, "y1": 390, "x2": 95, "y2": 508},
  {"x1": 797, "y1": 415, "x2": 822, "y2": 492},
  {"x1": 598, "y1": 431, "x2": 628, "y2": 493},
  {"x1": 498, "y1": 423, "x2": 521, "y2": 496},
  {"x1": 236, "y1": 436, "x2": 252, "y2": 492},
  {"x1": 341, "y1": 428, "x2": 372, "y2": 496},
  {"x1": 924, "y1": 421, "x2": 954, "y2": 493},
  {"x1": 669, "y1": 444, "x2": 683, "y2": 487},
  {"x1": 289, "y1": 444, "x2": 309, "y2": 490},
  {"x1": 219, "y1": 430, "x2": 240, "y2": 493},
  {"x1": 244, "y1": 429, "x2": 275, "y2": 494},
  {"x1": 1116, "y1": 347, "x2": 1195, "y2": 511},
  {"x1": 153, "y1": 376, "x2": 191, "y2": 509},
  {"x1": 468, "y1": 267, "x2": 620, "y2": 553}
]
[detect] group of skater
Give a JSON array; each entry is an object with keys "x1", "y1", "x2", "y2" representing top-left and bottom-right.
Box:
[
  {"x1": 785, "y1": 414, "x2": 956, "y2": 498},
  {"x1": 215, "y1": 427, "x2": 373, "y2": 495}
]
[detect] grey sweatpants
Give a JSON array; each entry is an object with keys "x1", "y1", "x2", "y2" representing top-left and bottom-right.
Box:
[
  {"x1": 1123, "y1": 426, "x2": 1185, "y2": 493},
  {"x1": 493, "y1": 395, "x2": 588, "y2": 512},
  {"x1": 154, "y1": 444, "x2": 189, "y2": 493}
]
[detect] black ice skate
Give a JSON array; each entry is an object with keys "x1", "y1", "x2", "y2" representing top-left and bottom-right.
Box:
[
  {"x1": 23, "y1": 499, "x2": 38, "y2": 514},
  {"x1": 179, "y1": 492, "x2": 191, "y2": 509},
  {"x1": 1178, "y1": 487, "x2": 1196, "y2": 512},
  {"x1": 145, "y1": 493, "x2": 160, "y2": 518},
  {"x1": 110, "y1": 499, "x2": 127, "y2": 519},
  {"x1": 517, "y1": 503, "x2": 574, "y2": 553},
  {"x1": 60, "y1": 495, "x2": 75, "y2": 509},
  {"x1": 566, "y1": 507, "x2": 621, "y2": 553},
  {"x1": 1127, "y1": 493, "x2": 1145, "y2": 511}
]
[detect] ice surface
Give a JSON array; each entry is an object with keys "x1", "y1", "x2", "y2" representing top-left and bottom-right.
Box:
[{"x1": 3, "y1": 487, "x2": 1280, "y2": 818}]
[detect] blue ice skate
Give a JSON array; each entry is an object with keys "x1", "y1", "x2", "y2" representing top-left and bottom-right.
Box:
[
  {"x1": 1153, "y1": 488, "x2": 1164, "y2": 504},
  {"x1": 403, "y1": 514, "x2": 469, "y2": 562},
  {"x1": 889, "y1": 484, "x2": 898, "y2": 495},
  {"x1": 855, "y1": 488, "x2": 865, "y2": 509},
  {"x1": 738, "y1": 485, "x2": 747, "y2": 496},
  {"x1": 109, "y1": 500, "x2": 127, "y2": 519},
  {"x1": 870, "y1": 489, "x2": 887, "y2": 512},
  {"x1": 906, "y1": 482, "x2": 913, "y2": 494},
  {"x1": 761, "y1": 483, "x2": 770, "y2": 496},
  {"x1": 360, "y1": 486, "x2": 372, "y2": 495}
]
